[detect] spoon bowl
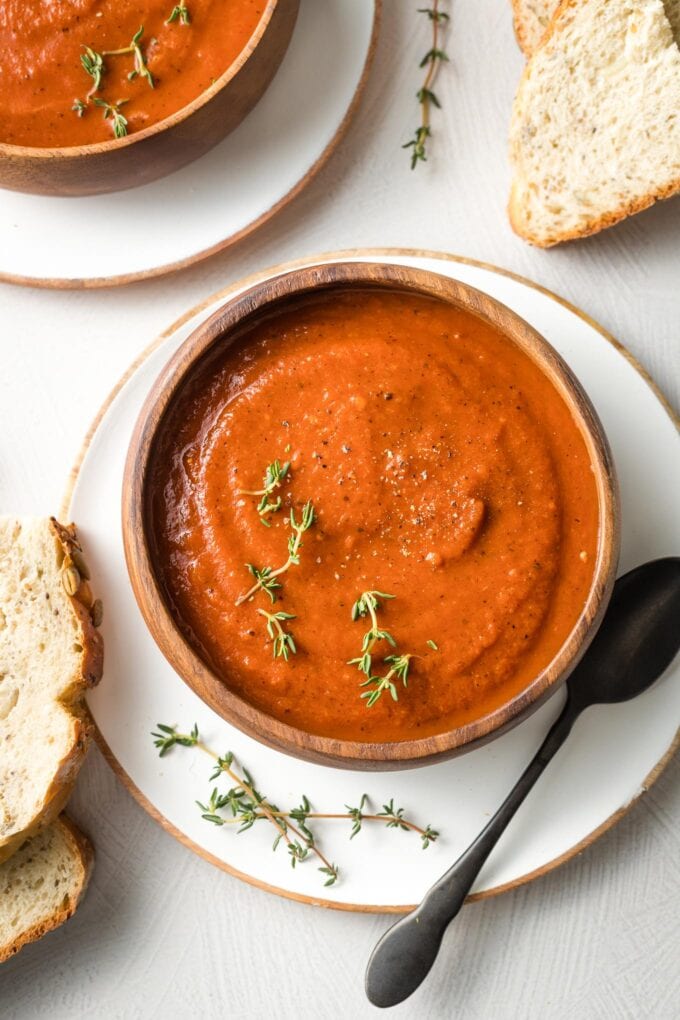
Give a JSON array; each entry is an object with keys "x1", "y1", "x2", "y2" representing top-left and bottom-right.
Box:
[
  {"x1": 365, "y1": 558, "x2": 680, "y2": 1008},
  {"x1": 567, "y1": 557, "x2": 680, "y2": 709}
]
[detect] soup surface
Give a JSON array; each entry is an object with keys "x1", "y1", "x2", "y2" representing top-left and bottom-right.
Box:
[
  {"x1": 149, "y1": 288, "x2": 600, "y2": 743},
  {"x1": 0, "y1": 0, "x2": 265, "y2": 147}
]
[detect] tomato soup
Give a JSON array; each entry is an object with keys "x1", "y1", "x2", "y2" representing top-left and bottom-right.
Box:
[
  {"x1": 0, "y1": 0, "x2": 265, "y2": 147},
  {"x1": 148, "y1": 289, "x2": 600, "y2": 743}
]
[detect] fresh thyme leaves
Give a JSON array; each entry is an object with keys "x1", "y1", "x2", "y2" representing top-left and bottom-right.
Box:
[
  {"x1": 92, "y1": 98, "x2": 129, "y2": 138},
  {"x1": 152, "y1": 724, "x2": 440, "y2": 886},
  {"x1": 427, "y1": 639, "x2": 439, "y2": 651},
  {"x1": 379, "y1": 798, "x2": 439, "y2": 848},
  {"x1": 258, "y1": 608, "x2": 297, "y2": 660},
  {"x1": 152, "y1": 721, "x2": 199, "y2": 756},
  {"x1": 348, "y1": 590, "x2": 396, "y2": 677},
  {"x1": 80, "y1": 46, "x2": 105, "y2": 96},
  {"x1": 403, "y1": 1, "x2": 450, "y2": 169},
  {"x1": 236, "y1": 500, "x2": 315, "y2": 606},
  {"x1": 167, "y1": 2, "x2": 191, "y2": 24},
  {"x1": 104, "y1": 26, "x2": 155, "y2": 89},
  {"x1": 75, "y1": 25, "x2": 154, "y2": 128},
  {"x1": 238, "y1": 459, "x2": 291, "y2": 526},
  {"x1": 244, "y1": 564, "x2": 281, "y2": 604},
  {"x1": 360, "y1": 653, "x2": 413, "y2": 708},
  {"x1": 349, "y1": 593, "x2": 418, "y2": 708}
]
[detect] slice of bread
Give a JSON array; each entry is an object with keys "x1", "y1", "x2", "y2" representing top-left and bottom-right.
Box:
[
  {"x1": 0, "y1": 816, "x2": 93, "y2": 963},
  {"x1": 512, "y1": 0, "x2": 680, "y2": 55},
  {"x1": 512, "y1": 0, "x2": 557, "y2": 55},
  {"x1": 0, "y1": 518, "x2": 103, "y2": 864},
  {"x1": 509, "y1": 0, "x2": 680, "y2": 247}
]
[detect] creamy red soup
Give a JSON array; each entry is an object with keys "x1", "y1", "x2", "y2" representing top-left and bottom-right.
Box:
[
  {"x1": 0, "y1": 0, "x2": 265, "y2": 147},
  {"x1": 148, "y1": 288, "x2": 599, "y2": 743}
]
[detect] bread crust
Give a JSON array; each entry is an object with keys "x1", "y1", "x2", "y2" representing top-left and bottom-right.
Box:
[
  {"x1": 0, "y1": 816, "x2": 94, "y2": 964},
  {"x1": 0, "y1": 519, "x2": 103, "y2": 863},
  {"x1": 511, "y1": 0, "x2": 559, "y2": 56},
  {"x1": 509, "y1": 175, "x2": 680, "y2": 247},
  {"x1": 512, "y1": 0, "x2": 538, "y2": 55},
  {"x1": 508, "y1": 0, "x2": 680, "y2": 246}
]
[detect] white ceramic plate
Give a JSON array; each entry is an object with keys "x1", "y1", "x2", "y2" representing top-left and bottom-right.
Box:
[
  {"x1": 66, "y1": 251, "x2": 680, "y2": 911},
  {"x1": 0, "y1": 1, "x2": 378, "y2": 289}
]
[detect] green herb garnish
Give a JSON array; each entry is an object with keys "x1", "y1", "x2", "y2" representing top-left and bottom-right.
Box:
[
  {"x1": 236, "y1": 500, "x2": 315, "y2": 606},
  {"x1": 151, "y1": 724, "x2": 439, "y2": 886},
  {"x1": 238, "y1": 459, "x2": 291, "y2": 526},
  {"x1": 80, "y1": 46, "x2": 104, "y2": 95},
  {"x1": 348, "y1": 590, "x2": 396, "y2": 677},
  {"x1": 92, "y1": 98, "x2": 129, "y2": 138},
  {"x1": 403, "y1": 1, "x2": 449, "y2": 169},
  {"x1": 104, "y1": 26, "x2": 155, "y2": 89},
  {"x1": 360, "y1": 653, "x2": 413, "y2": 708},
  {"x1": 258, "y1": 608, "x2": 297, "y2": 660},
  {"x1": 167, "y1": 2, "x2": 191, "y2": 25}
]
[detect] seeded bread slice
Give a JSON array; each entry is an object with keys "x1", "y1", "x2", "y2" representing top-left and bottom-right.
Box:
[
  {"x1": 0, "y1": 518, "x2": 103, "y2": 864},
  {"x1": 0, "y1": 816, "x2": 93, "y2": 963},
  {"x1": 512, "y1": 0, "x2": 680, "y2": 55},
  {"x1": 508, "y1": 0, "x2": 680, "y2": 247}
]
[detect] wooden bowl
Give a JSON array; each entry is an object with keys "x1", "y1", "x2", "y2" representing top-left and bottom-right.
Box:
[
  {"x1": 0, "y1": 0, "x2": 299, "y2": 197},
  {"x1": 123, "y1": 262, "x2": 620, "y2": 770}
]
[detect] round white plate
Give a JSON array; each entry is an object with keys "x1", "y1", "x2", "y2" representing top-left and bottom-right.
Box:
[
  {"x1": 0, "y1": 1, "x2": 378, "y2": 289},
  {"x1": 66, "y1": 251, "x2": 680, "y2": 911}
]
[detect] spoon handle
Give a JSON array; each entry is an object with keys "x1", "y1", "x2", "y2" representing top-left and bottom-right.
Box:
[{"x1": 365, "y1": 696, "x2": 580, "y2": 1008}]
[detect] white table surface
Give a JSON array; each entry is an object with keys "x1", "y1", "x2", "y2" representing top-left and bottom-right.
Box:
[{"x1": 1, "y1": 2, "x2": 679, "y2": 1017}]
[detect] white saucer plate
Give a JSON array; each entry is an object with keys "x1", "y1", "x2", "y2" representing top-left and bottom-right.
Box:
[
  {"x1": 66, "y1": 251, "x2": 680, "y2": 911},
  {"x1": 0, "y1": 1, "x2": 378, "y2": 289}
]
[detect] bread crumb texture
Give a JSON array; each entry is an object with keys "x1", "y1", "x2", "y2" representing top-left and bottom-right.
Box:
[
  {"x1": 509, "y1": 0, "x2": 680, "y2": 245},
  {"x1": 0, "y1": 518, "x2": 103, "y2": 863},
  {"x1": 0, "y1": 817, "x2": 93, "y2": 963},
  {"x1": 512, "y1": 0, "x2": 680, "y2": 56}
]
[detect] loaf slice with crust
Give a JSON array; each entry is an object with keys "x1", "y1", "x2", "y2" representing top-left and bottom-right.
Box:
[
  {"x1": 509, "y1": 0, "x2": 680, "y2": 246},
  {"x1": 0, "y1": 816, "x2": 93, "y2": 963},
  {"x1": 512, "y1": 0, "x2": 680, "y2": 55},
  {"x1": 512, "y1": 0, "x2": 557, "y2": 55},
  {"x1": 0, "y1": 518, "x2": 103, "y2": 864}
]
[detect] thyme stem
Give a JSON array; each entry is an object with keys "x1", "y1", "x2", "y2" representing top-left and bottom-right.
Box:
[
  {"x1": 103, "y1": 26, "x2": 155, "y2": 88},
  {"x1": 257, "y1": 608, "x2": 297, "y2": 660},
  {"x1": 167, "y1": 2, "x2": 191, "y2": 24},
  {"x1": 238, "y1": 459, "x2": 290, "y2": 526},
  {"x1": 151, "y1": 725, "x2": 439, "y2": 885},
  {"x1": 403, "y1": 1, "x2": 450, "y2": 169},
  {"x1": 236, "y1": 501, "x2": 315, "y2": 606}
]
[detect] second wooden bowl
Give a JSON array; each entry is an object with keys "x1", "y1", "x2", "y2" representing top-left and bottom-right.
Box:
[
  {"x1": 0, "y1": 0, "x2": 299, "y2": 197},
  {"x1": 123, "y1": 262, "x2": 620, "y2": 770}
]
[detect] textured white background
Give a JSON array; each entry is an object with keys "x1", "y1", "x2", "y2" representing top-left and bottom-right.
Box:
[{"x1": 1, "y1": 1, "x2": 679, "y2": 1017}]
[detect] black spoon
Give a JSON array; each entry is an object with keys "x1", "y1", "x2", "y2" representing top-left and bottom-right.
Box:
[{"x1": 365, "y1": 557, "x2": 680, "y2": 1008}]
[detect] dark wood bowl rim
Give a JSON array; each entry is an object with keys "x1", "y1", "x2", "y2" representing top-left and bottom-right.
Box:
[
  {"x1": 0, "y1": 0, "x2": 280, "y2": 159},
  {"x1": 123, "y1": 261, "x2": 621, "y2": 769}
]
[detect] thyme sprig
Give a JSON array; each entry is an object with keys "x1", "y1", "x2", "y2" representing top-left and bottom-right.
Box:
[
  {"x1": 236, "y1": 500, "x2": 315, "y2": 606},
  {"x1": 258, "y1": 608, "x2": 297, "y2": 660},
  {"x1": 104, "y1": 26, "x2": 155, "y2": 89},
  {"x1": 74, "y1": 25, "x2": 154, "y2": 128},
  {"x1": 80, "y1": 46, "x2": 104, "y2": 96},
  {"x1": 360, "y1": 653, "x2": 413, "y2": 708},
  {"x1": 151, "y1": 724, "x2": 439, "y2": 886},
  {"x1": 92, "y1": 98, "x2": 129, "y2": 138},
  {"x1": 238, "y1": 459, "x2": 290, "y2": 526},
  {"x1": 167, "y1": 2, "x2": 191, "y2": 24},
  {"x1": 348, "y1": 590, "x2": 396, "y2": 677},
  {"x1": 348, "y1": 592, "x2": 418, "y2": 708},
  {"x1": 403, "y1": 1, "x2": 450, "y2": 169}
]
